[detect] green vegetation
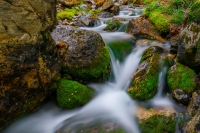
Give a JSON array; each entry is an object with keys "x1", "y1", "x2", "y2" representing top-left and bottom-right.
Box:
[
  {"x1": 140, "y1": 115, "x2": 176, "y2": 133},
  {"x1": 144, "y1": 0, "x2": 187, "y2": 32},
  {"x1": 55, "y1": 79, "x2": 94, "y2": 109},
  {"x1": 67, "y1": 46, "x2": 110, "y2": 81},
  {"x1": 104, "y1": 19, "x2": 123, "y2": 31},
  {"x1": 188, "y1": 2, "x2": 200, "y2": 23},
  {"x1": 129, "y1": 46, "x2": 163, "y2": 101},
  {"x1": 56, "y1": 7, "x2": 102, "y2": 20},
  {"x1": 167, "y1": 62, "x2": 196, "y2": 93},
  {"x1": 108, "y1": 41, "x2": 132, "y2": 62}
]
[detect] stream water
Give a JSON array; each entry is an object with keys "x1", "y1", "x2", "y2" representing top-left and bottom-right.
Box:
[{"x1": 2, "y1": 5, "x2": 186, "y2": 133}]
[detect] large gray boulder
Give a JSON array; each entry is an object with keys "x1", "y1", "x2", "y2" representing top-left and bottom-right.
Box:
[
  {"x1": 177, "y1": 22, "x2": 200, "y2": 73},
  {"x1": 51, "y1": 25, "x2": 110, "y2": 83},
  {"x1": 0, "y1": 0, "x2": 60, "y2": 130}
]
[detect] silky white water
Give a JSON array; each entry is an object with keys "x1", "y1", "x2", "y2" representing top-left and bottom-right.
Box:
[{"x1": 2, "y1": 6, "x2": 186, "y2": 133}]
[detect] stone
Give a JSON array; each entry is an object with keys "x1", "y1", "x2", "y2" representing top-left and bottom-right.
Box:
[
  {"x1": 0, "y1": 0, "x2": 60, "y2": 130},
  {"x1": 102, "y1": 0, "x2": 114, "y2": 11},
  {"x1": 126, "y1": 17, "x2": 166, "y2": 42}
]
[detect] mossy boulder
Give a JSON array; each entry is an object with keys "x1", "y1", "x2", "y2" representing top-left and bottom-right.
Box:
[
  {"x1": 140, "y1": 115, "x2": 176, "y2": 133},
  {"x1": 103, "y1": 19, "x2": 123, "y2": 31},
  {"x1": 55, "y1": 79, "x2": 94, "y2": 109},
  {"x1": 177, "y1": 22, "x2": 200, "y2": 73},
  {"x1": 167, "y1": 62, "x2": 197, "y2": 104},
  {"x1": 51, "y1": 26, "x2": 110, "y2": 83},
  {"x1": 126, "y1": 17, "x2": 166, "y2": 42},
  {"x1": 107, "y1": 41, "x2": 132, "y2": 62},
  {"x1": 128, "y1": 46, "x2": 164, "y2": 101}
]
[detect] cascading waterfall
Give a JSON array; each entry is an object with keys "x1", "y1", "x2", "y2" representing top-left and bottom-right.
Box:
[{"x1": 2, "y1": 5, "x2": 188, "y2": 133}]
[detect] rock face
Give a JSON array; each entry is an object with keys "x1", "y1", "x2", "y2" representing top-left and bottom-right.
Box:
[
  {"x1": 177, "y1": 22, "x2": 200, "y2": 73},
  {"x1": 51, "y1": 25, "x2": 110, "y2": 82},
  {"x1": 128, "y1": 46, "x2": 164, "y2": 100},
  {"x1": 126, "y1": 17, "x2": 166, "y2": 42},
  {"x1": 167, "y1": 62, "x2": 197, "y2": 104},
  {"x1": 0, "y1": 0, "x2": 60, "y2": 130}
]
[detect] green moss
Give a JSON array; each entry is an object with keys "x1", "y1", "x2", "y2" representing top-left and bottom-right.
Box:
[
  {"x1": 140, "y1": 115, "x2": 176, "y2": 133},
  {"x1": 67, "y1": 46, "x2": 110, "y2": 81},
  {"x1": 108, "y1": 41, "x2": 132, "y2": 62},
  {"x1": 103, "y1": 19, "x2": 123, "y2": 31},
  {"x1": 167, "y1": 62, "x2": 196, "y2": 93},
  {"x1": 149, "y1": 11, "x2": 169, "y2": 33},
  {"x1": 170, "y1": 9, "x2": 184, "y2": 24},
  {"x1": 56, "y1": 79, "x2": 94, "y2": 109},
  {"x1": 56, "y1": 8, "x2": 77, "y2": 20}
]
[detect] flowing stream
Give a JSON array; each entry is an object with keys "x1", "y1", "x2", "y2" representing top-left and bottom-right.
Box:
[{"x1": 2, "y1": 5, "x2": 186, "y2": 133}]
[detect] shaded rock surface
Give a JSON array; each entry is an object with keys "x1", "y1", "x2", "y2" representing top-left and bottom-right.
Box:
[
  {"x1": 177, "y1": 22, "x2": 200, "y2": 73},
  {"x1": 0, "y1": 0, "x2": 60, "y2": 130},
  {"x1": 126, "y1": 17, "x2": 166, "y2": 42}
]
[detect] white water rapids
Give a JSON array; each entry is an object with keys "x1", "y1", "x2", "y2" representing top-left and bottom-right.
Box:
[{"x1": 2, "y1": 5, "x2": 186, "y2": 133}]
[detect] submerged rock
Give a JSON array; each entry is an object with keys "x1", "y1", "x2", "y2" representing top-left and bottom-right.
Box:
[
  {"x1": 54, "y1": 79, "x2": 94, "y2": 109},
  {"x1": 126, "y1": 17, "x2": 166, "y2": 42},
  {"x1": 177, "y1": 22, "x2": 200, "y2": 73},
  {"x1": 167, "y1": 62, "x2": 197, "y2": 104},
  {"x1": 128, "y1": 46, "x2": 164, "y2": 101},
  {"x1": 0, "y1": 0, "x2": 59, "y2": 130},
  {"x1": 51, "y1": 25, "x2": 110, "y2": 83},
  {"x1": 103, "y1": 19, "x2": 123, "y2": 31}
]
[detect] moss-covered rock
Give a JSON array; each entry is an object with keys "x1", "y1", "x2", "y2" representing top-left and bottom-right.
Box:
[
  {"x1": 140, "y1": 115, "x2": 176, "y2": 133},
  {"x1": 55, "y1": 79, "x2": 94, "y2": 109},
  {"x1": 128, "y1": 46, "x2": 164, "y2": 101},
  {"x1": 103, "y1": 19, "x2": 123, "y2": 31},
  {"x1": 167, "y1": 62, "x2": 197, "y2": 104},
  {"x1": 167, "y1": 62, "x2": 196, "y2": 93},
  {"x1": 108, "y1": 41, "x2": 132, "y2": 62}
]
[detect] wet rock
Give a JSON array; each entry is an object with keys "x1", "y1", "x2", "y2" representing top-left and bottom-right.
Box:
[
  {"x1": 102, "y1": 0, "x2": 114, "y2": 11},
  {"x1": 128, "y1": 46, "x2": 164, "y2": 100},
  {"x1": 108, "y1": 2, "x2": 120, "y2": 16},
  {"x1": 186, "y1": 108, "x2": 200, "y2": 133},
  {"x1": 103, "y1": 19, "x2": 122, "y2": 31},
  {"x1": 51, "y1": 25, "x2": 110, "y2": 83},
  {"x1": 126, "y1": 17, "x2": 166, "y2": 42},
  {"x1": 177, "y1": 22, "x2": 200, "y2": 73},
  {"x1": 170, "y1": 34, "x2": 179, "y2": 54},
  {"x1": 0, "y1": 0, "x2": 60, "y2": 130},
  {"x1": 167, "y1": 62, "x2": 197, "y2": 104},
  {"x1": 98, "y1": 11, "x2": 114, "y2": 18},
  {"x1": 187, "y1": 91, "x2": 200, "y2": 116}
]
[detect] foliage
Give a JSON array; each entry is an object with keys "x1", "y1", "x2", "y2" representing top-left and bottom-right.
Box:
[
  {"x1": 67, "y1": 46, "x2": 110, "y2": 81},
  {"x1": 140, "y1": 115, "x2": 176, "y2": 133},
  {"x1": 56, "y1": 79, "x2": 94, "y2": 109},
  {"x1": 167, "y1": 62, "x2": 196, "y2": 93},
  {"x1": 170, "y1": 8, "x2": 184, "y2": 24},
  {"x1": 108, "y1": 41, "x2": 132, "y2": 62}
]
